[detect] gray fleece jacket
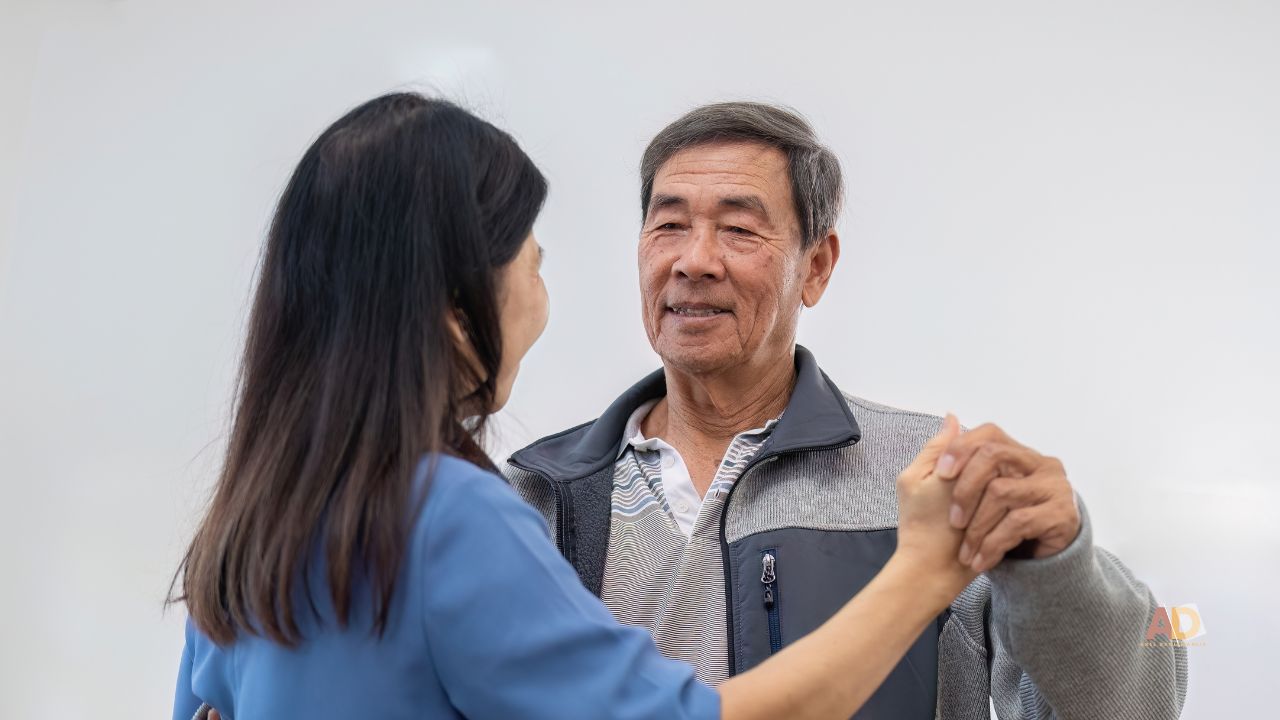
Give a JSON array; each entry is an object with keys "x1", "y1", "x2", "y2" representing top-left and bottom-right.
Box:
[{"x1": 504, "y1": 346, "x2": 1187, "y2": 719}]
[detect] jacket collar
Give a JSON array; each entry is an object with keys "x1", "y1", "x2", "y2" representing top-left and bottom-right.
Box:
[{"x1": 508, "y1": 345, "x2": 861, "y2": 481}]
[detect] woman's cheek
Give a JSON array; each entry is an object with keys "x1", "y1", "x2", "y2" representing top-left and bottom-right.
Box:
[{"x1": 535, "y1": 280, "x2": 550, "y2": 337}]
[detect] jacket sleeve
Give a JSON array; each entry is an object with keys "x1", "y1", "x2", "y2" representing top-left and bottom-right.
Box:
[
  {"x1": 979, "y1": 497, "x2": 1188, "y2": 719},
  {"x1": 418, "y1": 466, "x2": 720, "y2": 720}
]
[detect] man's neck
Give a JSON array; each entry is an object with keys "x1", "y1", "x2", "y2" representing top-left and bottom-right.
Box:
[{"x1": 642, "y1": 348, "x2": 796, "y2": 448}]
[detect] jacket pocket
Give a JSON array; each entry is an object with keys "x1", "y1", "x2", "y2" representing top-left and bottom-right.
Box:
[{"x1": 761, "y1": 549, "x2": 782, "y2": 654}]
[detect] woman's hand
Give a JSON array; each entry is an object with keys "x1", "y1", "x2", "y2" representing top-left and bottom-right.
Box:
[{"x1": 892, "y1": 414, "x2": 979, "y2": 602}]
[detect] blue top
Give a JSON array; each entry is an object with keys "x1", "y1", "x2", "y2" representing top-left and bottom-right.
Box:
[{"x1": 172, "y1": 455, "x2": 720, "y2": 720}]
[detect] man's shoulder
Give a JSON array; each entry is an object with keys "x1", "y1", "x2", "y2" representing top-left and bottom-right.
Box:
[
  {"x1": 503, "y1": 416, "x2": 610, "y2": 479},
  {"x1": 841, "y1": 392, "x2": 940, "y2": 420},
  {"x1": 515, "y1": 418, "x2": 600, "y2": 455},
  {"x1": 839, "y1": 392, "x2": 945, "y2": 448},
  {"x1": 725, "y1": 393, "x2": 942, "y2": 539}
]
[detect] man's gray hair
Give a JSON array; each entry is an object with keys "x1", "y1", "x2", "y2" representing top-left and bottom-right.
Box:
[{"x1": 640, "y1": 102, "x2": 844, "y2": 248}]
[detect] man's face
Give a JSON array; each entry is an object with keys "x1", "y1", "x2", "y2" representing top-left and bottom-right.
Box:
[{"x1": 639, "y1": 141, "x2": 834, "y2": 376}]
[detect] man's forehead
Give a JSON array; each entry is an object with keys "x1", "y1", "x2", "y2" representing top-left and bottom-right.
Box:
[
  {"x1": 655, "y1": 141, "x2": 788, "y2": 186},
  {"x1": 652, "y1": 142, "x2": 792, "y2": 212}
]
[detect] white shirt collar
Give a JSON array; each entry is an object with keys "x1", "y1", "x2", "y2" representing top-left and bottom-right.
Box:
[
  {"x1": 619, "y1": 398, "x2": 664, "y2": 459},
  {"x1": 617, "y1": 397, "x2": 783, "y2": 458}
]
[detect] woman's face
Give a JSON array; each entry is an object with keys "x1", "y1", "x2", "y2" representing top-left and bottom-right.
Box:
[{"x1": 492, "y1": 233, "x2": 549, "y2": 410}]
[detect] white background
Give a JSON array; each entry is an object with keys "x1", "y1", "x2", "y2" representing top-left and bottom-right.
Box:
[{"x1": 2, "y1": 1, "x2": 1276, "y2": 717}]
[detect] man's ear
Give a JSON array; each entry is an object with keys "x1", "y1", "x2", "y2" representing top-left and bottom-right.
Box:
[{"x1": 801, "y1": 230, "x2": 840, "y2": 308}]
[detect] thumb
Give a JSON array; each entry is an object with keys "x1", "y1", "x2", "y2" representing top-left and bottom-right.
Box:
[{"x1": 906, "y1": 413, "x2": 960, "y2": 475}]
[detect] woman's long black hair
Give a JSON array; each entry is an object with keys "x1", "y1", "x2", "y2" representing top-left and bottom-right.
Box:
[{"x1": 171, "y1": 93, "x2": 547, "y2": 645}]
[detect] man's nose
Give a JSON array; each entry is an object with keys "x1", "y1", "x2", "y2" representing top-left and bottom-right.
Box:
[{"x1": 671, "y1": 224, "x2": 725, "y2": 281}]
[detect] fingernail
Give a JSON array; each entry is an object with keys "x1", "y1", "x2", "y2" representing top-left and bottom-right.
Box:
[
  {"x1": 958, "y1": 541, "x2": 971, "y2": 564},
  {"x1": 971, "y1": 554, "x2": 984, "y2": 571},
  {"x1": 937, "y1": 454, "x2": 956, "y2": 478},
  {"x1": 949, "y1": 504, "x2": 963, "y2": 528}
]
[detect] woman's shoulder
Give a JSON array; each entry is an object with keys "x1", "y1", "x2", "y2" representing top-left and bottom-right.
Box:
[
  {"x1": 414, "y1": 453, "x2": 510, "y2": 501},
  {"x1": 404, "y1": 452, "x2": 563, "y2": 613},
  {"x1": 415, "y1": 452, "x2": 500, "y2": 487},
  {"x1": 411, "y1": 453, "x2": 546, "y2": 540}
]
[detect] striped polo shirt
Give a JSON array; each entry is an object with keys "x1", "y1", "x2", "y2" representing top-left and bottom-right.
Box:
[{"x1": 599, "y1": 399, "x2": 779, "y2": 685}]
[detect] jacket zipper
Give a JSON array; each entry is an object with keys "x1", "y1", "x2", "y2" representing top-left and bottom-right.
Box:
[
  {"x1": 515, "y1": 422, "x2": 861, "y2": 674},
  {"x1": 761, "y1": 550, "x2": 782, "y2": 654},
  {"x1": 720, "y1": 437, "x2": 859, "y2": 675}
]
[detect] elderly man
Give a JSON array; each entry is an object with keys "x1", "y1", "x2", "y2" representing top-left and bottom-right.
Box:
[{"x1": 506, "y1": 103, "x2": 1186, "y2": 718}]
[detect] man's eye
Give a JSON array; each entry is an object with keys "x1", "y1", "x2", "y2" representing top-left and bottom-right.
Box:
[
  {"x1": 727, "y1": 226, "x2": 754, "y2": 236},
  {"x1": 658, "y1": 223, "x2": 681, "y2": 230}
]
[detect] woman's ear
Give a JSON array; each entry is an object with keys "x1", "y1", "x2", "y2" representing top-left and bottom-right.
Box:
[
  {"x1": 446, "y1": 309, "x2": 486, "y2": 398},
  {"x1": 444, "y1": 309, "x2": 470, "y2": 351}
]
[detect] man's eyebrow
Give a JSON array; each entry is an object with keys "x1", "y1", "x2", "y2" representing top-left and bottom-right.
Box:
[
  {"x1": 719, "y1": 195, "x2": 769, "y2": 218},
  {"x1": 648, "y1": 194, "x2": 769, "y2": 218},
  {"x1": 648, "y1": 194, "x2": 688, "y2": 214}
]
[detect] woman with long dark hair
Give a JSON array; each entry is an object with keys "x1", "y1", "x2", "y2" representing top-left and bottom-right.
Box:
[{"x1": 170, "y1": 93, "x2": 975, "y2": 720}]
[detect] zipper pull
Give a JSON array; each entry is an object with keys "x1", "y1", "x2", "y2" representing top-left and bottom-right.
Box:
[
  {"x1": 761, "y1": 552, "x2": 776, "y2": 609},
  {"x1": 761, "y1": 552, "x2": 776, "y2": 584}
]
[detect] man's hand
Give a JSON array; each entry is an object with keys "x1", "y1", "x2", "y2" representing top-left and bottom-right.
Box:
[{"x1": 935, "y1": 423, "x2": 1081, "y2": 573}]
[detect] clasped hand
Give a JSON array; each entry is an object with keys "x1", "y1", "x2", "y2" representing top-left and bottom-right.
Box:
[{"x1": 895, "y1": 415, "x2": 1082, "y2": 594}]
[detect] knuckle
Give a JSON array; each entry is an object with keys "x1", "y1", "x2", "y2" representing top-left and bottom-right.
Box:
[
  {"x1": 988, "y1": 477, "x2": 1013, "y2": 500},
  {"x1": 1008, "y1": 508, "x2": 1033, "y2": 533}
]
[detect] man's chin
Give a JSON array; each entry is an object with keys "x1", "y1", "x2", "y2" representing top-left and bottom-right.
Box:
[{"x1": 655, "y1": 342, "x2": 740, "y2": 376}]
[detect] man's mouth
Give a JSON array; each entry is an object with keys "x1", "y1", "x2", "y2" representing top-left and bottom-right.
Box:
[{"x1": 667, "y1": 304, "x2": 730, "y2": 318}]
